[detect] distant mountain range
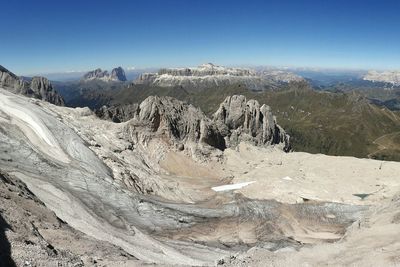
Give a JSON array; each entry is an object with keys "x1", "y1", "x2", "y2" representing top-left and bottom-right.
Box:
[
  {"x1": 363, "y1": 70, "x2": 400, "y2": 85},
  {"x1": 134, "y1": 63, "x2": 304, "y2": 91},
  {"x1": 2, "y1": 62, "x2": 400, "y2": 161}
]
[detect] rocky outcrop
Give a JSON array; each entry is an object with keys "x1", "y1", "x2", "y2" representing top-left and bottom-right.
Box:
[
  {"x1": 97, "y1": 95, "x2": 290, "y2": 152},
  {"x1": 0, "y1": 65, "x2": 64, "y2": 106},
  {"x1": 30, "y1": 76, "x2": 65, "y2": 105},
  {"x1": 82, "y1": 67, "x2": 127, "y2": 82},
  {"x1": 96, "y1": 103, "x2": 139, "y2": 123},
  {"x1": 0, "y1": 65, "x2": 27, "y2": 91},
  {"x1": 213, "y1": 95, "x2": 290, "y2": 151}
]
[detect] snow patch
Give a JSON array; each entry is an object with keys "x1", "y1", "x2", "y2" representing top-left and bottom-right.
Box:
[{"x1": 212, "y1": 181, "x2": 256, "y2": 192}]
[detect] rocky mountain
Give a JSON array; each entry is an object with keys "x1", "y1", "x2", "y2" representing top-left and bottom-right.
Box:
[
  {"x1": 108, "y1": 81, "x2": 400, "y2": 161},
  {"x1": 97, "y1": 95, "x2": 290, "y2": 152},
  {"x1": 363, "y1": 70, "x2": 400, "y2": 85},
  {"x1": 83, "y1": 68, "x2": 109, "y2": 80},
  {"x1": 1, "y1": 83, "x2": 399, "y2": 266},
  {"x1": 0, "y1": 65, "x2": 26, "y2": 90},
  {"x1": 111, "y1": 66, "x2": 127, "y2": 81},
  {"x1": 82, "y1": 67, "x2": 127, "y2": 82},
  {"x1": 0, "y1": 65, "x2": 64, "y2": 105},
  {"x1": 29, "y1": 76, "x2": 65, "y2": 105},
  {"x1": 213, "y1": 95, "x2": 290, "y2": 150},
  {"x1": 134, "y1": 63, "x2": 303, "y2": 91}
]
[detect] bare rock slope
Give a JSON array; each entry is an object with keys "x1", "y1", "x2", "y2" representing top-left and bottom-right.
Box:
[
  {"x1": 1, "y1": 87, "x2": 399, "y2": 266},
  {"x1": 0, "y1": 171, "x2": 138, "y2": 267}
]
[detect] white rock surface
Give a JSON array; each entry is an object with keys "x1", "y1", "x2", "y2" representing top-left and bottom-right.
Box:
[{"x1": 364, "y1": 70, "x2": 400, "y2": 85}]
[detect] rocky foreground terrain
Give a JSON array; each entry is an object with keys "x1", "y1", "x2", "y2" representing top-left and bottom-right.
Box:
[{"x1": 0, "y1": 83, "x2": 400, "y2": 266}]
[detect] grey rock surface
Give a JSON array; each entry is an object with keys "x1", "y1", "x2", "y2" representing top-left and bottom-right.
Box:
[
  {"x1": 97, "y1": 95, "x2": 290, "y2": 152},
  {"x1": 0, "y1": 65, "x2": 64, "y2": 106},
  {"x1": 0, "y1": 171, "x2": 137, "y2": 266},
  {"x1": 213, "y1": 95, "x2": 291, "y2": 151},
  {"x1": 0, "y1": 65, "x2": 26, "y2": 90},
  {"x1": 29, "y1": 76, "x2": 65, "y2": 105},
  {"x1": 0, "y1": 88, "x2": 366, "y2": 265}
]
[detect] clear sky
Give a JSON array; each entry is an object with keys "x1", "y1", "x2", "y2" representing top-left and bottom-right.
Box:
[{"x1": 1, "y1": 0, "x2": 400, "y2": 75}]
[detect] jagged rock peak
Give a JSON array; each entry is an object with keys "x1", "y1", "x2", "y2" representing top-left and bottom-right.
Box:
[
  {"x1": 97, "y1": 95, "x2": 290, "y2": 152},
  {"x1": 83, "y1": 67, "x2": 127, "y2": 82},
  {"x1": 0, "y1": 65, "x2": 64, "y2": 106},
  {"x1": 111, "y1": 66, "x2": 127, "y2": 81},
  {"x1": 0, "y1": 65, "x2": 25, "y2": 90},
  {"x1": 83, "y1": 68, "x2": 109, "y2": 80},
  {"x1": 213, "y1": 95, "x2": 290, "y2": 151},
  {"x1": 30, "y1": 76, "x2": 65, "y2": 106}
]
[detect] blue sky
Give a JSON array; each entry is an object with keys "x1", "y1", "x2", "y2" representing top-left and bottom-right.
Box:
[{"x1": 1, "y1": 0, "x2": 400, "y2": 75}]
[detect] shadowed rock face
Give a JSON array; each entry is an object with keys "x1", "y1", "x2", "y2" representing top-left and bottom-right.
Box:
[
  {"x1": 30, "y1": 77, "x2": 65, "y2": 106},
  {"x1": 213, "y1": 95, "x2": 291, "y2": 151},
  {"x1": 0, "y1": 65, "x2": 64, "y2": 106},
  {"x1": 111, "y1": 67, "x2": 127, "y2": 81},
  {"x1": 97, "y1": 95, "x2": 290, "y2": 151},
  {"x1": 0, "y1": 65, "x2": 27, "y2": 91},
  {"x1": 83, "y1": 67, "x2": 127, "y2": 82}
]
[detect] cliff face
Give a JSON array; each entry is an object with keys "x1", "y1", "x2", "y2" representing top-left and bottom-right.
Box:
[
  {"x1": 29, "y1": 76, "x2": 65, "y2": 105},
  {"x1": 96, "y1": 95, "x2": 290, "y2": 152},
  {"x1": 213, "y1": 95, "x2": 290, "y2": 151},
  {"x1": 0, "y1": 65, "x2": 64, "y2": 106},
  {"x1": 0, "y1": 65, "x2": 27, "y2": 91}
]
